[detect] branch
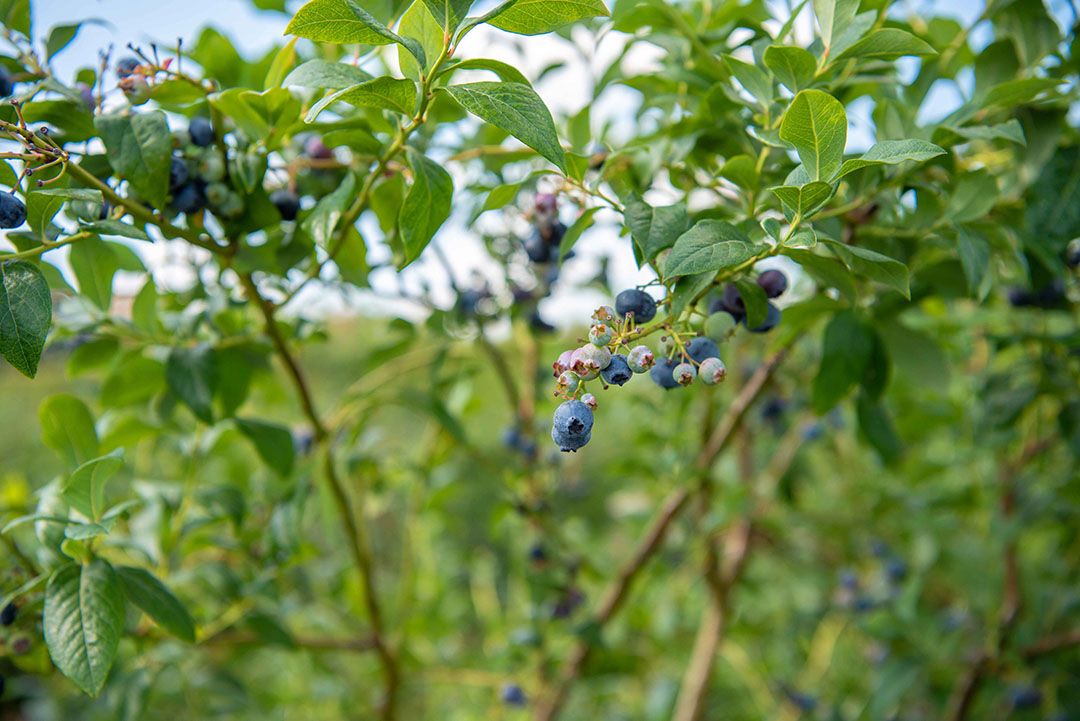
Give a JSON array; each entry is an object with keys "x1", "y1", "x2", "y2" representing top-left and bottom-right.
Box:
[
  {"x1": 533, "y1": 348, "x2": 789, "y2": 721},
  {"x1": 239, "y1": 271, "x2": 401, "y2": 721}
]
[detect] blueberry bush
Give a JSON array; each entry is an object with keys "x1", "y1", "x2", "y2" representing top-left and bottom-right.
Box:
[{"x1": 0, "y1": 0, "x2": 1078, "y2": 718}]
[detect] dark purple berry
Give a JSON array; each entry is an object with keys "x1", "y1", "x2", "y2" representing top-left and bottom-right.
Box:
[
  {"x1": 501, "y1": 683, "x2": 527, "y2": 707},
  {"x1": 685, "y1": 337, "x2": 719, "y2": 363},
  {"x1": 188, "y1": 117, "x2": 215, "y2": 147},
  {"x1": 270, "y1": 189, "x2": 300, "y2": 221},
  {"x1": 615, "y1": 288, "x2": 657, "y2": 322},
  {"x1": 756, "y1": 269, "x2": 788, "y2": 298},
  {"x1": 0, "y1": 602, "x2": 15, "y2": 626},
  {"x1": 171, "y1": 181, "x2": 206, "y2": 215},
  {"x1": 169, "y1": 157, "x2": 189, "y2": 190},
  {"x1": 715, "y1": 283, "x2": 745, "y2": 322},
  {"x1": 528, "y1": 543, "x2": 547, "y2": 564},
  {"x1": 600, "y1": 354, "x2": 633, "y2": 386},
  {"x1": 0, "y1": 66, "x2": 14, "y2": 97},
  {"x1": 0, "y1": 192, "x2": 26, "y2": 229},
  {"x1": 1008, "y1": 686, "x2": 1042, "y2": 710},
  {"x1": 304, "y1": 136, "x2": 332, "y2": 159},
  {"x1": 116, "y1": 56, "x2": 141, "y2": 79},
  {"x1": 745, "y1": 302, "x2": 781, "y2": 333},
  {"x1": 649, "y1": 356, "x2": 681, "y2": 389}
]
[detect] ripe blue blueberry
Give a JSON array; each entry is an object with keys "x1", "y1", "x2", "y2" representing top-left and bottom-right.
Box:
[
  {"x1": 188, "y1": 117, "x2": 215, "y2": 147},
  {"x1": 524, "y1": 232, "x2": 553, "y2": 263},
  {"x1": 501, "y1": 683, "x2": 527, "y2": 707},
  {"x1": 626, "y1": 345, "x2": 655, "y2": 373},
  {"x1": 713, "y1": 284, "x2": 745, "y2": 322},
  {"x1": 0, "y1": 192, "x2": 27, "y2": 229},
  {"x1": 685, "y1": 337, "x2": 720, "y2": 363},
  {"x1": 168, "y1": 157, "x2": 189, "y2": 190},
  {"x1": 171, "y1": 181, "x2": 207, "y2": 215},
  {"x1": 551, "y1": 400, "x2": 594, "y2": 452},
  {"x1": 115, "y1": 56, "x2": 141, "y2": 79},
  {"x1": 528, "y1": 543, "x2": 547, "y2": 564},
  {"x1": 673, "y1": 362, "x2": 697, "y2": 386},
  {"x1": 649, "y1": 357, "x2": 681, "y2": 389},
  {"x1": 0, "y1": 66, "x2": 14, "y2": 98},
  {"x1": 270, "y1": 189, "x2": 300, "y2": 221},
  {"x1": 1008, "y1": 686, "x2": 1042, "y2": 710},
  {"x1": 885, "y1": 558, "x2": 907, "y2": 584},
  {"x1": 600, "y1": 354, "x2": 632, "y2": 386},
  {"x1": 615, "y1": 288, "x2": 657, "y2": 322},
  {"x1": 699, "y1": 357, "x2": 727, "y2": 385},
  {"x1": 0, "y1": 602, "x2": 15, "y2": 626},
  {"x1": 746, "y1": 302, "x2": 781, "y2": 333},
  {"x1": 756, "y1": 269, "x2": 788, "y2": 298}
]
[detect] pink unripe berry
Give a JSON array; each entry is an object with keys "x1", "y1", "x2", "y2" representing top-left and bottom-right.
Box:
[{"x1": 553, "y1": 349, "x2": 575, "y2": 377}]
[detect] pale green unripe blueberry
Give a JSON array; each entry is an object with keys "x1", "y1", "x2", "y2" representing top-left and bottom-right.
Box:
[
  {"x1": 592, "y1": 305, "x2": 616, "y2": 323},
  {"x1": 205, "y1": 182, "x2": 230, "y2": 207},
  {"x1": 705, "y1": 312, "x2": 737, "y2": 342},
  {"x1": 199, "y1": 151, "x2": 227, "y2": 182},
  {"x1": 570, "y1": 344, "x2": 611, "y2": 380},
  {"x1": 216, "y1": 191, "x2": 245, "y2": 219},
  {"x1": 673, "y1": 362, "x2": 697, "y2": 386},
  {"x1": 699, "y1": 357, "x2": 727, "y2": 385},
  {"x1": 627, "y1": 345, "x2": 655, "y2": 373},
  {"x1": 589, "y1": 323, "x2": 613, "y2": 346},
  {"x1": 556, "y1": 370, "x2": 579, "y2": 392},
  {"x1": 581, "y1": 393, "x2": 598, "y2": 410}
]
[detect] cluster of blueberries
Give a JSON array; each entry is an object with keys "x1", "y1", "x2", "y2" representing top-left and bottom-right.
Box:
[{"x1": 709, "y1": 268, "x2": 788, "y2": 332}]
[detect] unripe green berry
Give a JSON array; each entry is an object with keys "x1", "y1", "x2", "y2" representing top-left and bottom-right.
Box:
[
  {"x1": 581, "y1": 393, "x2": 598, "y2": 409},
  {"x1": 673, "y1": 362, "x2": 697, "y2": 386},
  {"x1": 705, "y1": 312, "x2": 737, "y2": 342},
  {"x1": 556, "y1": 370, "x2": 579, "y2": 393},
  {"x1": 216, "y1": 191, "x2": 245, "y2": 219},
  {"x1": 659, "y1": 335, "x2": 677, "y2": 356},
  {"x1": 589, "y1": 323, "x2": 613, "y2": 346},
  {"x1": 627, "y1": 345, "x2": 655, "y2": 373},
  {"x1": 592, "y1": 305, "x2": 616, "y2": 323},
  {"x1": 699, "y1": 357, "x2": 727, "y2": 385},
  {"x1": 205, "y1": 182, "x2": 230, "y2": 207},
  {"x1": 198, "y1": 151, "x2": 227, "y2": 182}
]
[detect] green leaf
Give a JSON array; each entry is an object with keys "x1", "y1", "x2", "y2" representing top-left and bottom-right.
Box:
[
  {"x1": 43, "y1": 560, "x2": 125, "y2": 697},
  {"x1": 0, "y1": 260, "x2": 52, "y2": 378},
  {"x1": 94, "y1": 112, "x2": 171, "y2": 211},
  {"x1": 304, "y1": 173, "x2": 356, "y2": 249},
  {"x1": 443, "y1": 82, "x2": 566, "y2": 171},
  {"x1": 734, "y1": 278, "x2": 769, "y2": 328},
  {"x1": 982, "y1": 77, "x2": 1061, "y2": 108},
  {"x1": 79, "y1": 219, "x2": 150, "y2": 241},
  {"x1": 664, "y1": 220, "x2": 755, "y2": 278},
  {"x1": 115, "y1": 566, "x2": 196, "y2": 643},
  {"x1": 763, "y1": 45, "x2": 816, "y2": 93},
  {"x1": 62, "y1": 450, "x2": 123, "y2": 521},
  {"x1": 813, "y1": 0, "x2": 859, "y2": 51},
  {"x1": 720, "y1": 155, "x2": 758, "y2": 189},
  {"x1": 486, "y1": 0, "x2": 609, "y2": 35},
  {"x1": 441, "y1": 58, "x2": 531, "y2": 86},
  {"x1": 306, "y1": 77, "x2": 418, "y2": 122},
  {"x1": 560, "y1": 207, "x2": 600, "y2": 260},
  {"x1": 400, "y1": 148, "x2": 454, "y2": 266},
  {"x1": 822, "y1": 239, "x2": 910, "y2": 298},
  {"x1": 166, "y1": 345, "x2": 218, "y2": 424},
  {"x1": 957, "y1": 226, "x2": 990, "y2": 297},
  {"x1": 282, "y1": 59, "x2": 372, "y2": 89},
  {"x1": 723, "y1": 54, "x2": 772, "y2": 106},
  {"x1": 779, "y1": 90, "x2": 847, "y2": 181},
  {"x1": 813, "y1": 310, "x2": 873, "y2": 413},
  {"x1": 835, "y1": 139, "x2": 946, "y2": 178},
  {"x1": 286, "y1": 0, "x2": 426, "y2": 69},
  {"x1": 771, "y1": 181, "x2": 834, "y2": 215},
  {"x1": 264, "y1": 38, "x2": 298, "y2": 90},
  {"x1": 69, "y1": 236, "x2": 118, "y2": 311},
  {"x1": 834, "y1": 28, "x2": 937, "y2": 61},
  {"x1": 236, "y1": 419, "x2": 296, "y2": 477},
  {"x1": 422, "y1": 0, "x2": 474, "y2": 29},
  {"x1": 947, "y1": 170, "x2": 997, "y2": 223},
  {"x1": 208, "y1": 88, "x2": 301, "y2": 151},
  {"x1": 948, "y1": 120, "x2": 1026, "y2": 145},
  {"x1": 399, "y1": 0, "x2": 443, "y2": 80},
  {"x1": 39, "y1": 394, "x2": 99, "y2": 468},
  {"x1": 857, "y1": 392, "x2": 903, "y2": 463},
  {"x1": 623, "y1": 196, "x2": 690, "y2": 262}
]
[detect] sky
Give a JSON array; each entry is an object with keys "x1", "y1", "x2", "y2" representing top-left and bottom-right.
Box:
[{"x1": 13, "y1": 0, "x2": 1052, "y2": 323}]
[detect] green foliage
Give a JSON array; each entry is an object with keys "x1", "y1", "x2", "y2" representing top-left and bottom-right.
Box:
[{"x1": 0, "y1": 0, "x2": 1077, "y2": 718}]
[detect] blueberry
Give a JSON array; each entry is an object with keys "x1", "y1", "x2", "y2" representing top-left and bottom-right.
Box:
[
  {"x1": 0, "y1": 192, "x2": 27, "y2": 229},
  {"x1": 615, "y1": 289, "x2": 657, "y2": 323},
  {"x1": 699, "y1": 357, "x2": 727, "y2": 385},
  {"x1": 188, "y1": 117, "x2": 215, "y2": 147},
  {"x1": 570, "y1": 344, "x2": 611, "y2": 379},
  {"x1": 852, "y1": 596, "x2": 876, "y2": 612},
  {"x1": 715, "y1": 284, "x2": 745, "y2": 322},
  {"x1": 685, "y1": 337, "x2": 719, "y2": 363},
  {"x1": 524, "y1": 231, "x2": 554, "y2": 263},
  {"x1": 0, "y1": 602, "x2": 15, "y2": 626},
  {"x1": 539, "y1": 220, "x2": 566, "y2": 247},
  {"x1": 551, "y1": 400, "x2": 594, "y2": 452},
  {"x1": 1007, "y1": 287, "x2": 1033, "y2": 308},
  {"x1": 581, "y1": 393, "x2": 598, "y2": 410},
  {"x1": 801, "y1": 422, "x2": 824, "y2": 441},
  {"x1": 116, "y1": 56, "x2": 141, "y2": 78},
  {"x1": 782, "y1": 687, "x2": 817, "y2": 713},
  {"x1": 885, "y1": 558, "x2": 907, "y2": 584},
  {"x1": 746, "y1": 303, "x2": 781, "y2": 333},
  {"x1": 870, "y1": 540, "x2": 890, "y2": 558},
  {"x1": 591, "y1": 305, "x2": 616, "y2": 323},
  {"x1": 503, "y1": 426, "x2": 523, "y2": 450},
  {"x1": 600, "y1": 354, "x2": 633, "y2": 386},
  {"x1": 528, "y1": 543, "x2": 547, "y2": 563},
  {"x1": 555, "y1": 370, "x2": 579, "y2": 394},
  {"x1": 627, "y1": 345, "x2": 655, "y2": 373},
  {"x1": 198, "y1": 151, "x2": 226, "y2": 182},
  {"x1": 673, "y1": 362, "x2": 697, "y2": 386},
  {"x1": 553, "y1": 349, "x2": 575, "y2": 377},
  {"x1": 839, "y1": 569, "x2": 858, "y2": 590},
  {"x1": 650, "y1": 357, "x2": 681, "y2": 389},
  {"x1": 305, "y1": 136, "x2": 332, "y2": 159},
  {"x1": 205, "y1": 182, "x2": 231, "y2": 208},
  {"x1": 551, "y1": 587, "x2": 585, "y2": 619},
  {"x1": 169, "y1": 157, "x2": 189, "y2": 190},
  {"x1": 270, "y1": 189, "x2": 300, "y2": 221},
  {"x1": 756, "y1": 269, "x2": 788, "y2": 298},
  {"x1": 78, "y1": 82, "x2": 96, "y2": 110},
  {"x1": 171, "y1": 181, "x2": 206, "y2": 215},
  {"x1": 501, "y1": 683, "x2": 527, "y2": 707},
  {"x1": 761, "y1": 396, "x2": 786, "y2": 421},
  {"x1": 0, "y1": 66, "x2": 13, "y2": 98},
  {"x1": 704, "y1": 312, "x2": 736, "y2": 342},
  {"x1": 1008, "y1": 686, "x2": 1042, "y2": 710},
  {"x1": 589, "y1": 323, "x2": 613, "y2": 346}
]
